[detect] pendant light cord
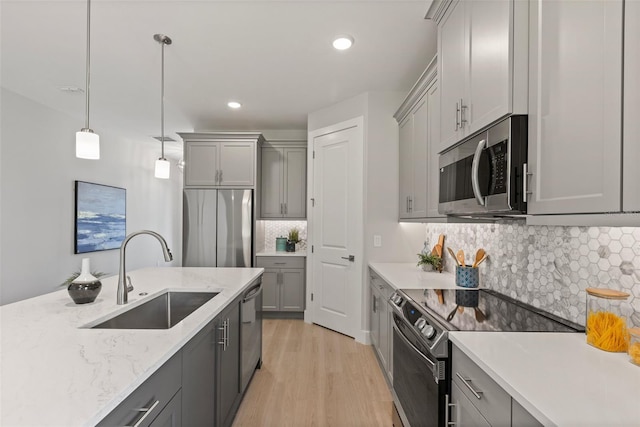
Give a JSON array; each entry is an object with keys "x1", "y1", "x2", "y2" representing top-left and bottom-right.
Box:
[
  {"x1": 161, "y1": 38, "x2": 165, "y2": 159},
  {"x1": 84, "y1": 0, "x2": 91, "y2": 130}
]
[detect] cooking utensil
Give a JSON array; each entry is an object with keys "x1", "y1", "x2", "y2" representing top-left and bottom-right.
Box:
[
  {"x1": 435, "y1": 289, "x2": 444, "y2": 304},
  {"x1": 474, "y1": 254, "x2": 488, "y2": 267},
  {"x1": 447, "y1": 247, "x2": 460, "y2": 267},
  {"x1": 456, "y1": 249, "x2": 466, "y2": 267},
  {"x1": 457, "y1": 306, "x2": 464, "y2": 314},
  {"x1": 474, "y1": 307, "x2": 486, "y2": 322},
  {"x1": 446, "y1": 305, "x2": 459, "y2": 322},
  {"x1": 437, "y1": 234, "x2": 445, "y2": 252},
  {"x1": 472, "y1": 249, "x2": 486, "y2": 268}
]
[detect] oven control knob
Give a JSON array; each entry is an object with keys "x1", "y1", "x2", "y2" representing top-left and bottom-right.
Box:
[
  {"x1": 415, "y1": 318, "x2": 427, "y2": 329},
  {"x1": 421, "y1": 324, "x2": 436, "y2": 340},
  {"x1": 391, "y1": 294, "x2": 403, "y2": 305}
]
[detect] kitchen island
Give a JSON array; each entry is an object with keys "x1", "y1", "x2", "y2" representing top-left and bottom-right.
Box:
[{"x1": 0, "y1": 267, "x2": 263, "y2": 426}]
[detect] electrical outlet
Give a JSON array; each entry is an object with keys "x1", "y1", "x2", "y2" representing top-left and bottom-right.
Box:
[{"x1": 374, "y1": 235, "x2": 382, "y2": 247}]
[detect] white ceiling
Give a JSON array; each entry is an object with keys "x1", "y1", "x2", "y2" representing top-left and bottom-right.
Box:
[{"x1": 1, "y1": 0, "x2": 436, "y2": 154}]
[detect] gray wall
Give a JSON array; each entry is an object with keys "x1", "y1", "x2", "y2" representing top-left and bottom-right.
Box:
[{"x1": 0, "y1": 88, "x2": 183, "y2": 305}]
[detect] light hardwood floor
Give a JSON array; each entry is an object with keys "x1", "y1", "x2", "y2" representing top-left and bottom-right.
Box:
[{"x1": 232, "y1": 319, "x2": 394, "y2": 427}]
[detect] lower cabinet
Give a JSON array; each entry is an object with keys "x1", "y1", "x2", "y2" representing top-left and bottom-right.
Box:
[
  {"x1": 450, "y1": 344, "x2": 542, "y2": 427},
  {"x1": 99, "y1": 294, "x2": 247, "y2": 427},
  {"x1": 96, "y1": 353, "x2": 182, "y2": 427},
  {"x1": 369, "y1": 270, "x2": 393, "y2": 383},
  {"x1": 216, "y1": 298, "x2": 242, "y2": 427},
  {"x1": 450, "y1": 382, "x2": 491, "y2": 427},
  {"x1": 257, "y1": 257, "x2": 305, "y2": 312}
]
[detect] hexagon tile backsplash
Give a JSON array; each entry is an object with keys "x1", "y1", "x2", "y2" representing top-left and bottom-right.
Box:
[{"x1": 425, "y1": 223, "x2": 640, "y2": 327}]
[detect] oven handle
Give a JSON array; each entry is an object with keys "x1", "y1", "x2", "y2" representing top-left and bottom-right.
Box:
[
  {"x1": 471, "y1": 139, "x2": 487, "y2": 207},
  {"x1": 392, "y1": 323, "x2": 436, "y2": 373}
]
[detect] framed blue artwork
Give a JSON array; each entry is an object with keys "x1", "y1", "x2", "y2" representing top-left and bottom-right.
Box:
[{"x1": 74, "y1": 181, "x2": 126, "y2": 254}]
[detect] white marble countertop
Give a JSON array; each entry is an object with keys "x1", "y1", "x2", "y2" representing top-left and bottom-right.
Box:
[
  {"x1": 0, "y1": 267, "x2": 263, "y2": 427},
  {"x1": 256, "y1": 250, "x2": 307, "y2": 257},
  {"x1": 368, "y1": 262, "x2": 458, "y2": 289},
  {"x1": 450, "y1": 332, "x2": 640, "y2": 427}
]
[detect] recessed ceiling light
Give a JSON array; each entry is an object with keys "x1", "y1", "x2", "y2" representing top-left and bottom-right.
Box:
[
  {"x1": 227, "y1": 101, "x2": 242, "y2": 109},
  {"x1": 332, "y1": 35, "x2": 354, "y2": 50}
]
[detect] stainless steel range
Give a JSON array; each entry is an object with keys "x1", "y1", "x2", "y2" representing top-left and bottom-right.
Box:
[{"x1": 389, "y1": 288, "x2": 583, "y2": 427}]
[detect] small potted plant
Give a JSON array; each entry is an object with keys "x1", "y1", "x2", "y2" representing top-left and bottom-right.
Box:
[
  {"x1": 417, "y1": 252, "x2": 442, "y2": 272},
  {"x1": 286, "y1": 228, "x2": 300, "y2": 252}
]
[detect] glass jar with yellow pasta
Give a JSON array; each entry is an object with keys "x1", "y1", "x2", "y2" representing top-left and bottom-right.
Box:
[
  {"x1": 585, "y1": 288, "x2": 630, "y2": 352},
  {"x1": 629, "y1": 328, "x2": 640, "y2": 366}
]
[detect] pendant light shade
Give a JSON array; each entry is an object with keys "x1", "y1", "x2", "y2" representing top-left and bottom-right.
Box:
[
  {"x1": 76, "y1": 129, "x2": 100, "y2": 159},
  {"x1": 154, "y1": 33, "x2": 172, "y2": 179},
  {"x1": 76, "y1": 0, "x2": 99, "y2": 159},
  {"x1": 154, "y1": 158, "x2": 171, "y2": 179}
]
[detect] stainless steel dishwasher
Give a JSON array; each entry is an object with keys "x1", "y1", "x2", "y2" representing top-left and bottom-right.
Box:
[{"x1": 241, "y1": 278, "x2": 263, "y2": 393}]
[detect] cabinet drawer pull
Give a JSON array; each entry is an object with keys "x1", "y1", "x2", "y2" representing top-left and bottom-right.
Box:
[
  {"x1": 456, "y1": 372, "x2": 483, "y2": 399},
  {"x1": 445, "y1": 393, "x2": 456, "y2": 426},
  {"x1": 274, "y1": 262, "x2": 286, "y2": 265},
  {"x1": 129, "y1": 399, "x2": 160, "y2": 427}
]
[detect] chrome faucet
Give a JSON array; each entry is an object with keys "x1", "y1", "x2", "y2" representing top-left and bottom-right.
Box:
[{"x1": 117, "y1": 230, "x2": 173, "y2": 305}]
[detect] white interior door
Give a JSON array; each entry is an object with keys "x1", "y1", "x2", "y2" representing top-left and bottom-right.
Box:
[{"x1": 310, "y1": 119, "x2": 363, "y2": 338}]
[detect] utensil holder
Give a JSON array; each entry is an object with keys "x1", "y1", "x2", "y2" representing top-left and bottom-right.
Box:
[{"x1": 456, "y1": 265, "x2": 479, "y2": 288}]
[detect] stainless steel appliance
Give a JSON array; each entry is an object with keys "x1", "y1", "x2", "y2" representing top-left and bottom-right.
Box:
[
  {"x1": 439, "y1": 115, "x2": 528, "y2": 217},
  {"x1": 389, "y1": 288, "x2": 583, "y2": 427},
  {"x1": 183, "y1": 189, "x2": 253, "y2": 267},
  {"x1": 241, "y1": 278, "x2": 263, "y2": 393}
]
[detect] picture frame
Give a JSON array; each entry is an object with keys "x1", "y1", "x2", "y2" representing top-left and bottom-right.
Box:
[{"x1": 74, "y1": 181, "x2": 126, "y2": 254}]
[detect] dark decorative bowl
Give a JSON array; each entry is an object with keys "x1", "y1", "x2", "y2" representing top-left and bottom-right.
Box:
[{"x1": 68, "y1": 280, "x2": 102, "y2": 304}]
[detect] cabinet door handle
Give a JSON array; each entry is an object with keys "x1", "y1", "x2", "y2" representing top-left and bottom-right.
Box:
[
  {"x1": 409, "y1": 197, "x2": 413, "y2": 213},
  {"x1": 218, "y1": 322, "x2": 226, "y2": 348},
  {"x1": 129, "y1": 399, "x2": 160, "y2": 427},
  {"x1": 225, "y1": 318, "x2": 230, "y2": 350},
  {"x1": 219, "y1": 170, "x2": 223, "y2": 184},
  {"x1": 460, "y1": 98, "x2": 467, "y2": 126},
  {"x1": 523, "y1": 162, "x2": 533, "y2": 203},
  {"x1": 445, "y1": 394, "x2": 456, "y2": 426},
  {"x1": 456, "y1": 372, "x2": 483, "y2": 399},
  {"x1": 455, "y1": 102, "x2": 460, "y2": 130},
  {"x1": 284, "y1": 203, "x2": 287, "y2": 215}
]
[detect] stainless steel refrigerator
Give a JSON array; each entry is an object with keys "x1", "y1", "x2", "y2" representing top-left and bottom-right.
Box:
[{"x1": 183, "y1": 189, "x2": 253, "y2": 267}]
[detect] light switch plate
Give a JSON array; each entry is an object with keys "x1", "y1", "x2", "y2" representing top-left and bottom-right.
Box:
[{"x1": 374, "y1": 235, "x2": 382, "y2": 247}]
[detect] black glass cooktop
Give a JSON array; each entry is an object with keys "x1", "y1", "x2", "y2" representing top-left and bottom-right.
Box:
[{"x1": 399, "y1": 288, "x2": 584, "y2": 333}]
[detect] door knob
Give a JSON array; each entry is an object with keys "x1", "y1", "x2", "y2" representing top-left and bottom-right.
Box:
[{"x1": 341, "y1": 255, "x2": 355, "y2": 262}]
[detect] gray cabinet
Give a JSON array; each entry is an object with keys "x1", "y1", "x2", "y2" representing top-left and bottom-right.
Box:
[
  {"x1": 432, "y1": 0, "x2": 528, "y2": 152},
  {"x1": 150, "y1": 390, "x2": 182, "y2": 427},
  {"x1": 526, "y1": 0, "x2": 623, "y2": 215},
  {"x1": 256, "y1": 257, "x2": 305, "y2": 312},
  {"x1": 180, "y1": 295, "x2": 242, "y2": 427},
  {"x1": 216, "y1": 298, "x2": 242, "y2": 427},
  {"x1": 179, "y1": 132, "x2": 264, "y2": 188},
  {"x1": 395, "y1": 60, "x2": 443, "y2": 221},
  {"x1": 450, "y1": 343, "x2": 542, "y2": 427},
  {"x1": 450, "y1": 381, "x2": 491, "y2": 427},
  {"x1": 624, "y1": 1, "x2": 640, "y2": 212},
  {"x1": 369, "y1": 270, "x2": 393, "y2": 383},
  {"x1": 260, "y1": 143, "x2": 307, "y2": 219},
  {"x1": 181, "y1": 320, "x2": 216, "y2": 426},
  {"x1": 97, "y1": 353, "x2": 182, "y2": 427}
]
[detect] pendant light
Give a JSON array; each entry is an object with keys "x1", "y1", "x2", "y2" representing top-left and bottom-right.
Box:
[
  {"x1": 154, "y1": 34, "x2": 172, "y2": 179},
  {"x1": 76, "y1": 0, "x2": 99, "y2": 160}
]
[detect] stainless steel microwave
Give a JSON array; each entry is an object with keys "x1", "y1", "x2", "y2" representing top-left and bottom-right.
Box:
[{"x1": 438, "y1": 116, "x2": 528, "y2": 216}]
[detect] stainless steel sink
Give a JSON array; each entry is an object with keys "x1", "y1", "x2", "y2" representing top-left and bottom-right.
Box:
[{"x1": 91, "y1": 291, "x2": 219, "y2": 329}]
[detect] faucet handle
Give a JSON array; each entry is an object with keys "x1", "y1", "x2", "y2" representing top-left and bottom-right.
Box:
[{"x1": 126, "y1": 276, "x2": 134, "y2": 292}]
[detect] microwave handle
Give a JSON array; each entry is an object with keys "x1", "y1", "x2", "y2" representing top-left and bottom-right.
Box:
[{"x1": 471, "y1": 139, "x2": 487, "y2": 206}]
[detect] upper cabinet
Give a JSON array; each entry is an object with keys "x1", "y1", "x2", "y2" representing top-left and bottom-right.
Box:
[
  {"x1": 260, "y1": 141, "x2": 307, "y2": 219},
  {"x1": 526, "y1": 0, "x2": 623, "y2": 215},
  {"x1": 431, "y1": 0, "x2": 528, "y2": 153},
  {"x1": 624, "y1": 0, "x2": 640, "y2": 212},
  {"x1": 395, "y1": 59, "x2": 444, "y2": 221},
  {"x1": 179, "y1": 132, "x2": 264, "y2": 188}
]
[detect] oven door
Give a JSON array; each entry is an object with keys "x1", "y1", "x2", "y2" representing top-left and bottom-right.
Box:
[{"x1": 392, "y1": 313, "x2": 447, "y2": 427}]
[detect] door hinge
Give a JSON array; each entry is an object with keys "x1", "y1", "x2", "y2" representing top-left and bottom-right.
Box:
[{"x1": 311, "y1": 293, "x2": 314, "y2": 301}]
